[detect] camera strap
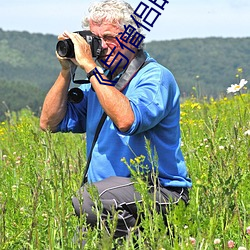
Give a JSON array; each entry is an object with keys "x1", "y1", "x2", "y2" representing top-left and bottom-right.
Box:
[
  {"x1": 81, "y1": 50, "x2": 149, "y2": 186},
  {"x1": 71, "y1": 50, "x2": 147, "y2": 89}
]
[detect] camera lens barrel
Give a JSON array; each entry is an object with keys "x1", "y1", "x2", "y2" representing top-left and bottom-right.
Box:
[
  {"x1": 68, "y1": 88, "x2": 84, "y2": 103},
  {"x1": 56, "y1": 39, "x2": 75, "y2": 58},
  {"x1": 56, "y1": 30, "x2": 102, "y2": 59}
]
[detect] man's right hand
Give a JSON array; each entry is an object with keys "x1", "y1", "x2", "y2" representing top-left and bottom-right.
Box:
[{"x1": 56, "y1": 33, "x2": 79, "y2": 71}]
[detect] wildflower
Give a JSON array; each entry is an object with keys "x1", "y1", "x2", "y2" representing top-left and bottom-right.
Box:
[
  {"x1": 246, "y1": 226, "x2": 250, "y2": 235},
  {"x1": 189, "y1": 237, "x2": 196, "y2": 246},
  {"x1": 196, "y1": 180, "x2": 202, "y2": 185},
  {"x1": 244, "y1": 130, "x2": 250, "y2": 136},
  {"x1": 191, "y1": 103, "x2": 201, "y2": 109},
  {"x1": 130, "y1": 159, "x2": 135, "y2": 165},
  {"x1": 228, "y1": 240, "x2": 235, "y2": 248},
  {"x1": 227, "y1": 79, "x2": 248, "y2": 93},
  {"x1": 218, "y1": 145, "x2": 224, "y2": 150},
  {"x1": 238, "y1": 247, "x2": 246, "y2": 250},
  {"x1": 20, "y1": 207, "x2": 25, "y2": 214},
  {"x1": 237, "y1": 67, "x2": 243, "y2": 73},
  {"x1": 42, "y1": 213, "x2": 48, "y2": 221},
  {"x1": 214, "y1": 238, "x2": 221, "y2": 244}
]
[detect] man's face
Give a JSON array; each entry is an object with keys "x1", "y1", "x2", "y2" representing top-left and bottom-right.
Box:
[{"x1": 89, "y1": 19, "x2": 135, "y2": 73}]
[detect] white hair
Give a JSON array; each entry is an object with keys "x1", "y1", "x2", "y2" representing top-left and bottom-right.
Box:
[{"x1": 82, "y1": 0, "x2": 145, "y2": 42}]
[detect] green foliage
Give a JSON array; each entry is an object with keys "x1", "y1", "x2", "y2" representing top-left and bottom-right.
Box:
[
  {"x1": 0, "y1": 28, "x2": 60, "y2": 89},
  {"x1": 0, "y1": 93, "x2": 249, "y2": 249},
  {"x1": 0, "y1": 29, "x2": 61, "y2": 121},
  {"x1": 0, "y1": 79, "x2": 46, "y2": 121}
]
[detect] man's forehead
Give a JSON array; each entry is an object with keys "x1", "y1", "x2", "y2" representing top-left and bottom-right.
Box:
[{"x1": 89, "y1": 19, "x2": 123, "y2": 34}]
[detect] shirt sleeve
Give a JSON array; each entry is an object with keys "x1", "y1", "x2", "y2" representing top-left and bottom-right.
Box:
[{"x1": 119, "y1": 63, "x2": 180, "y2": 135}]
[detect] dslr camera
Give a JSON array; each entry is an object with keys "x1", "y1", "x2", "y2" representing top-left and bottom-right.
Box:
[{"x1": 56, "y1": 30, "x2": 102, "y2": 58}]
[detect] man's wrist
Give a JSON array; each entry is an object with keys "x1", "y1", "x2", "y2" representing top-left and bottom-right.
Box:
[
  {"x1": 87, "y1": 66, "x2": 104, "y2": 80},
  {"x1": 60, "y1": 68, "x2": 71, "y2": 81}
]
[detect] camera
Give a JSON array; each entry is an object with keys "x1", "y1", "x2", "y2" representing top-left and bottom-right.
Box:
[{"x1": 56, "y1": 30, "x2": 102, "y2": 58}]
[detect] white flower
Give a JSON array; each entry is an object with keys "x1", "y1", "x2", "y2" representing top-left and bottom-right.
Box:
[
  {"x1": 238, "y1": 247, "x2": 246, "y2": 250},
  {"x1": 214, "y1": 238, "x2": 221, "y2": 244},
  {"x1": 246, "y1": 226, "x2": 250, "y2": 235},
  {"x1": 227, "y1": 79, "x2": 248, "y2": 93},
  {"x1": 189, "y1": 237, "x2": 196, "y2": 245},
  {"x1": 244, "y1": 130, "x2": 250, "y2": 136},
  {"x1": 20, "y1": 207, "x2": 25, "y2": 214},
  {"x1": 218, "y1": 145, "x2": 224, "y2": 150}
]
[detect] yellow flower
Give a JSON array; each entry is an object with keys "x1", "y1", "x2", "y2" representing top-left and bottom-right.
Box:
[
  {"x1": 237, "y1": 67, "x2": 243, "y2": 73},
  {"x1": 190, "y1": 103, "x2": 201, "y2": 109},
  {"x1": 130, "y1": 159, "x2": 135, "y2": 165}
]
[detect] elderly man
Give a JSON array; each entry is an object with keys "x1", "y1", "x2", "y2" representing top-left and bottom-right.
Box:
[{"x1": 40, "y1": 0, "x2": 192, "y2": 242}]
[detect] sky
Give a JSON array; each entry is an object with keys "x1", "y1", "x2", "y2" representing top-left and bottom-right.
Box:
[{"x1": 0, "y1": 0, "x2": 250, "y2": 42}]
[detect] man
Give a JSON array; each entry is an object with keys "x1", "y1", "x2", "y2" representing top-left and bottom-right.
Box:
[{"x1": 40, "y1": 0, "x2": 192, "y2": 242}]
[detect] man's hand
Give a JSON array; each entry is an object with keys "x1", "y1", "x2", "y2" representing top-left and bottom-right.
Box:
[
  {"x1": 56, "y1": 33, "x2": 79, "y2": 71},
  {"x1": 62, "y1": 31, "x2": 96, "y2": 73}
]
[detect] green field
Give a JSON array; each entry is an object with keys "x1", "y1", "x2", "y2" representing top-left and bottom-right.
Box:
[{"x1": 0, "y1": 91, "x2": 249, "y2": 249}]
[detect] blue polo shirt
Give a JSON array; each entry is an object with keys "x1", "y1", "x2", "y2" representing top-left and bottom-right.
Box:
[{"x1": 57, "y1": 53, "x2": 192, "y2": 188}]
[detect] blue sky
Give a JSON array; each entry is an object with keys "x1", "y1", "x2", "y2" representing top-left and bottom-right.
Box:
[{"x1": 0, "y1": 0, "x2": 249, "y2": 42}]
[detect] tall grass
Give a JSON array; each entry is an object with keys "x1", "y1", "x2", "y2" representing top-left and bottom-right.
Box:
[{"x1": 0, "y1": 93, "x2": 249, "y2": 249}]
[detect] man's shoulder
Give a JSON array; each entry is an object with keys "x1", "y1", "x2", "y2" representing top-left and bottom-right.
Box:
[
  {"x1": 144, "y1": 51, "x2": 172, "y2": 73},
  {"x1": 141, "y1": 58, "x2": 175, "y2": 82}
]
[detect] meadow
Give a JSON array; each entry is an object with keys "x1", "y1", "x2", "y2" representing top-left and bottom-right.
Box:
[{"x1": 0, "y1": 89, "x2": 249, "y2": 249}]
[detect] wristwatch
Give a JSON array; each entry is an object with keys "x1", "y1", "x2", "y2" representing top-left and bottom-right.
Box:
[{"x1": 87, "y1": 66, "x2": 104, "y2": 80}]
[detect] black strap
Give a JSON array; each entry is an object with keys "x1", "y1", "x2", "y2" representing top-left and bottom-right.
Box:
[
  {"x1": 81, "y1": 50, "x2": 149, "y2": 186},
  {"x1": 81, "y1": 112, "x2": 107, "y2": 186},
  {"x1": 71, "y1": 50, "x2": 147, "y2": 88}
]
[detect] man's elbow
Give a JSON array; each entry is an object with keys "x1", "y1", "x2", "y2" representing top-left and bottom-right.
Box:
[
  {"x1": 39, "y1": 119, "x2": 57, "y2": 133},
  {"x1": 116, "y1": 117, "x2": 134, "y2": 133}
]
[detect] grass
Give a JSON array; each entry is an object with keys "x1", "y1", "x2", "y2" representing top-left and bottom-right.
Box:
[{"x1": 0, "y1": 92, "x2": 249, "y2": 249}]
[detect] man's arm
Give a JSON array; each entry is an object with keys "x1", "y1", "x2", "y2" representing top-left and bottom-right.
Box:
[
  {"x1": 40, "y1": 69, "x2": 71, "y2": 132},
  {"x1": 90, "y1": 77, "x2": 134, "y2": 132},
  {"x1": 65, "y1": 31, "x2": 135, "y2": 132},
  {"x1": 40, "y1": 48, "x2": 73, "y2": 133}
]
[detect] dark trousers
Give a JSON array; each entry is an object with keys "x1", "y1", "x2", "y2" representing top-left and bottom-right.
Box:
[{"x1": 72, "y1": 176, "x2": 189, "y2": 238}]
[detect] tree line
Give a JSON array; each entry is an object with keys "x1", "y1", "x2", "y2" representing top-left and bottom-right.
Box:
[{"x1": 0, "y1": 28, "x2": 249, "y2": 120}]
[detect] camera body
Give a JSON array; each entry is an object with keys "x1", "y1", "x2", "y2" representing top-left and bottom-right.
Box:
[{"x1": 56, "y1": 30, "x2": 102, "y2": 58}]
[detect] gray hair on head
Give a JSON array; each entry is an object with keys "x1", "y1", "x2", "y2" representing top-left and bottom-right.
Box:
[{"x1": 82, "y1": 0, "x2": 145, "y2": 48}]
